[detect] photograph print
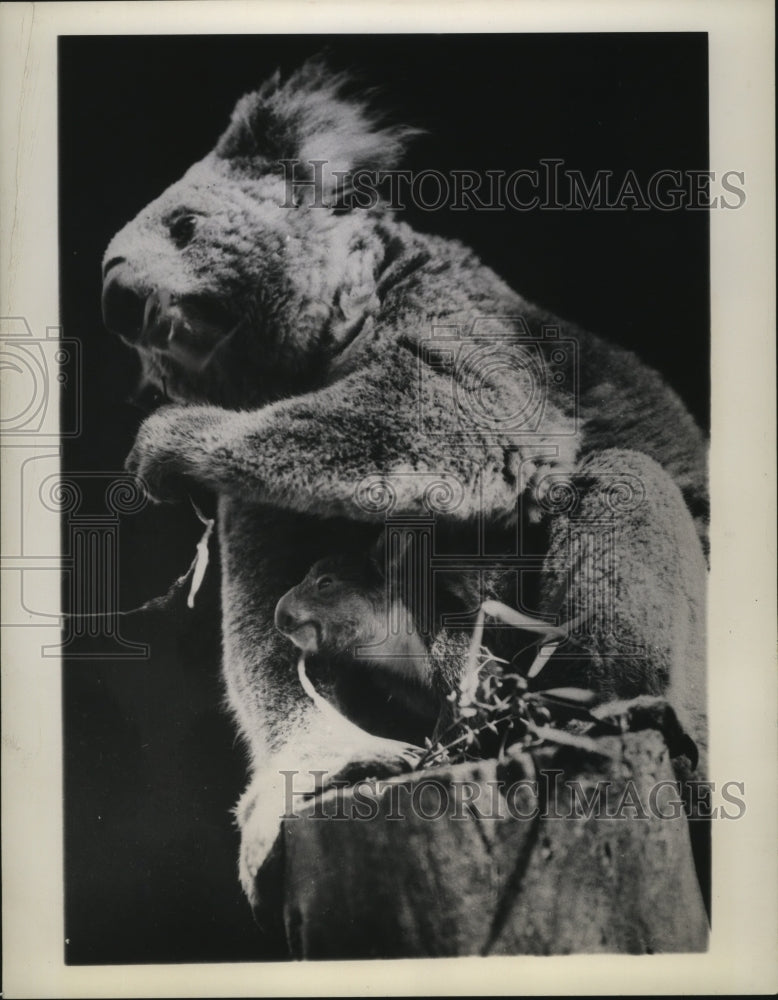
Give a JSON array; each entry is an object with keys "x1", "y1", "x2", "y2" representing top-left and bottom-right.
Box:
[{"x1": 58, "y1": 32, "x2": 713, "y2": 963}]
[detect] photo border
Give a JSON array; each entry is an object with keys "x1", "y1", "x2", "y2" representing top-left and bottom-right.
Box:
[{"x1": 1, "y1": 1, "x2": 775, "y2": 995}]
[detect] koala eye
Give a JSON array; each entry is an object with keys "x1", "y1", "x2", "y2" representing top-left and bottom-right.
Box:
[
  {"x1": 169, "y1": 213, "x2": 198, "y2": 248},
  {"x1": 316, "y1": 575, "x2": 335, "y2": 593}
]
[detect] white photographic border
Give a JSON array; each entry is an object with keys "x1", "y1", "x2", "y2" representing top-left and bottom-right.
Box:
[{"x1": 1, "y1": 1, "x2": 775, "y2": 995}]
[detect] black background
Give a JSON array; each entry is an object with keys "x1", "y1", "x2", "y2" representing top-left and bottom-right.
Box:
[{"x1": 59, "y1": 33, "x2": 709, "y2": 964}]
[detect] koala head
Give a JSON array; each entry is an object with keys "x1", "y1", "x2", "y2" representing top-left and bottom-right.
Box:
[
  {"x1": 102, "y1": 59, "x2": 418, "y2": 407},
  {"x1": 274, "y1": 549, "x2": 386, "y2": 657}
]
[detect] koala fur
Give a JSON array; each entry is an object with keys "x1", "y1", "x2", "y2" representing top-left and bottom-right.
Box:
[{"x1": 101, "y1": 60, "x2": 708, "y2": 906}]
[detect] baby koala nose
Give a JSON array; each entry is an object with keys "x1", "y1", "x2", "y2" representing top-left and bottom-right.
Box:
[{"x1": 274, "y1": 593, "x2": 298, "y2": 635}]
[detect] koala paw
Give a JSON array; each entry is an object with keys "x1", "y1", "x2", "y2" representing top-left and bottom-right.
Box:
[
  {"x1": 327, "y1": 740, "x2": 424, "y2": 786},
  {"x1": 125, "y1": 404, "x2": 226, "y2": 502},
  {"x1": 235, "y1": 739, "x2": 424, "y2": 907}
]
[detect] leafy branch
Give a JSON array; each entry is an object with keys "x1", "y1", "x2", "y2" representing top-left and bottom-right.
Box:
[{"x1": 416, "y1": 601, "x2": 602, "y2": 770}]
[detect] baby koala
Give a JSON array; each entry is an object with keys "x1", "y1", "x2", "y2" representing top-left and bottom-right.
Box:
[{"x1": 274, "y1": 533, "x2": 471, "y2": 746}]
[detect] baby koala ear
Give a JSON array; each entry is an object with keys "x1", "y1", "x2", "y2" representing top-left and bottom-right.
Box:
[
  {"x1": 369, "y1": 529, "x2": 413, "y2": 580},
  {"x1": 369, "y1": 530, "x2": 388, "y2": 577}
]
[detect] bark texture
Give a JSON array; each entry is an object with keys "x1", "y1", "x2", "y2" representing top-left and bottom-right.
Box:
[{"x1": 256, "y1": 730, "x2": 708, "y2": 959}]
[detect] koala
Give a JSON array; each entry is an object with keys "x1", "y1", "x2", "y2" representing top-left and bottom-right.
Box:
[
  {"x1": 273, "y1": 532, "x2": 481, "y2": 747},
  {"x1": 101, "y1": 60, "x2": 708, "y2": 908}
]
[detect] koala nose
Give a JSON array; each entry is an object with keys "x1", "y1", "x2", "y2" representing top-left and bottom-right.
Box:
[
  {"x1": 274, "y1": 594, "x2": 298, "y2": 635},
  {"x1": 101, "y1": 264, "x2": 147, "y2": 342}
]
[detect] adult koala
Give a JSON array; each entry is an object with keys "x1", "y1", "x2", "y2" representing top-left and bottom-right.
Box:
[{"x1": 102, "y1": 61, "x2": 708, "y2": 905}]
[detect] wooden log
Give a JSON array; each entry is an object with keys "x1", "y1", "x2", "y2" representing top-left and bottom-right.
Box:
[{"x1": 256, "y1": 730, "x2": 708, "y2": 959}]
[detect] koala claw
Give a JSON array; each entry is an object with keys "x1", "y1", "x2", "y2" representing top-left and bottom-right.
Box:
[
  {"x1": 125, "y1": 444, "x2": 188, "y2": 503},
  {"x1": 327, "y1": 741, "x2": 424, "y2": 786},
  {"x1": 125, "y1": 404, "x2": 225, "y2": 502}
]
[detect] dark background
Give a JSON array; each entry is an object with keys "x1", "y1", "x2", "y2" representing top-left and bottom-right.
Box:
[{"x1": 59, "y1": 33, "x2": 709, "y2": 964}]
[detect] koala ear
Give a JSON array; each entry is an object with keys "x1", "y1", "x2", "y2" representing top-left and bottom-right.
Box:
[
  {"x1": 215, "y1": 57, "x2": 421, "y2": 192},
  {"x1": 213, "y1": 68, "x2": 282, "y2": 162},
  {"x1": 370, "y1": 529, "x2": 413, "y2": 579},
  {"x1": 369, "y1": 530, "x2": 388, "y2": 576}
]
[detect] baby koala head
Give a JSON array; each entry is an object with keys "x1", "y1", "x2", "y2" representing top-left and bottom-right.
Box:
[
  {"x1": 274, "y1": 548, "x2": 386, "y2": 657},
  {"x1": 276, "y1": 533, "x2": 448, "y2": 742},
  {"x1": 273, "y1": 531, "x2": 433, "y2": 676}
]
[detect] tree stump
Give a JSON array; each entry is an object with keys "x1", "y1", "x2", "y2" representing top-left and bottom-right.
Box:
[{"x1": 256, "y1": 730, "x2": 708, "y2": 959}]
